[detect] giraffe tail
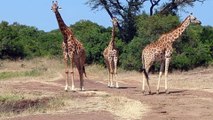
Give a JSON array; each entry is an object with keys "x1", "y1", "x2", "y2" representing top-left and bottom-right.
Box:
[
  {"x1": 141, "y1": 54, "x2": 149, "y2": 80},
  {"x1": 83, "y1": 66, "x2": 87, "y2": 78},
  {"x1": 140, "y1": 67, "x2": 149, "y2": 80}
]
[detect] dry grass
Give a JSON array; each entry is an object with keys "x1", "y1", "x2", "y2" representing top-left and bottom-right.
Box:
[
  {"x1": 0, "y1": 58, "x2": 213, "y2": 119},
  {"x1": 1, "y1": 57, "x2": 213, "y2": 91},
  {"x1": 0, "y1": 58, "x2": 65, "y2": 118},
  {"x1": 0, "y1": 58, "x2": 150, "y2": 119},
  {"x1": 0, "y1": 58, "x2": 64, "y2": 81},
  {"x1": 63, "y1": 91, "x2": 148, "y2": 120},
  {"x1": 87, "y1": 64, "x2": 213, "y2": 92}
]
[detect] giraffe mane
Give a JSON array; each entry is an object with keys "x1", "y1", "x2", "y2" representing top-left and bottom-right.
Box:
[{"x1": 168, "y1": 15, "x2": 190, "y2": 34}]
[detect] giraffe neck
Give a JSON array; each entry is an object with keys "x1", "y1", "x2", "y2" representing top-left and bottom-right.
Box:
[
  {"x1": 169, "y1": 16, "x2": 190, "y2": 42},
  {"x1": 54, "y1": 10, "x2": 72, "y2": 38},
  {"x1": 109, "y1": 24, "x2": 116, "y2": 48}
]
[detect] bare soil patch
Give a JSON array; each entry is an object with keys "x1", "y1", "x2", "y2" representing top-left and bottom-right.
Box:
[
  {"x1": 4, "y1": 76, "x2": 213, "y2": 120},
  {"x1": 1, "y1": 60, "x2": 213, "y2": 120}
]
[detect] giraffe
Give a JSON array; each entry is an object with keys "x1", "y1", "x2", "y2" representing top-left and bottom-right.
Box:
[
  {"x1": 51, "y1": 1, "x2": 86, "y2": 91},
  {"x1": 141, "y1": 14, "x2": 201, "y2": 95},
  {"x1": 103, "y1": 17, "x2": 119, "y2": 88}
]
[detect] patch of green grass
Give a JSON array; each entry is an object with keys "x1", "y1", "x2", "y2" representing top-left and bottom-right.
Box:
[
  {"x1": 0, "y1": 93, "x2": 23, "y2": 103},
  {"x1": 0, "y1": 67, "x2": 46, "y2": 80},
  {"x1": 23, "y1": 68, "x2": 43, "y2": 77},
  {"x1": 0, "y1": 71, "x2": 22, "y2": 80}
]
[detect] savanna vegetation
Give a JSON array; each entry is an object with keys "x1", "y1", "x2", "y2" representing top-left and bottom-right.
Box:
[
  {"x1": 0, "y1": 0, "x2": 212, "y2": 71},
  {"x1": 1, "y1": 1, "x2": 213, "y2": 119}
]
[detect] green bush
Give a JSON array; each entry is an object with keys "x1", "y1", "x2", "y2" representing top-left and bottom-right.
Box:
[
  {"x1": 0, "y1": 15, "x2": 213, "y2": 71},
  {"x1": 72, "y1": 20, "x2": 125, "y2": 64}
]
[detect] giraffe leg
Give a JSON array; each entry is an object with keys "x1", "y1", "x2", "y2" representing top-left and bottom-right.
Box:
[
  {"x1": 114, "y1": 56, "x2": 119, "y2": 88},
  {"x1": 157, "y1": 62, "x2": 164, "y2": 94},
  {"x1": 62, "y1": 47, "x2": 69, "y2": 91},
  {"x1": 79, "y1": 68, "x2": 84, "y2": 91},
  {"x1": 110, "y1": 73, "x2": 114, "y2": 88},
  {"x1": 165, "y1": 57, "x2": 170, "y2": 94},
  {"x1": 105, "y1": 60, "x2": 111, "y2": 87},
  {"x1": 142, "y1": 66, "x2": 151, "y2": 95},
  {"x1": 64, "y1": 67, "x2": 69, "y2": 91},
  {"x1": 69, "y1": 57, "x2": 75, "y2": 91},
  {"x1": 142, "y1": 73, "x2": 146, "y2": 94},
  {"x1": 107, "y1": 70, "x2": 111, "y2": 87},
  {"x1": 145, "y1": 67, "x2": 151, "y2": 95},
  {"x1": 76, "y1": 60, "x2": 85, "y2": 91},
  {"x1": 64, "y1": 59, "x2": 69, "y2": 92},
  {"x1": 142, "y1": 73, "x2": 151, "y2": 95},
  {"x1": 108, "y1": 57, "x2": 114, "y2": 88}
]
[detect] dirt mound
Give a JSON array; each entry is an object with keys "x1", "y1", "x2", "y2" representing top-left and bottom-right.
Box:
[{"x1": 0, "y1": 97, "x2": 51, "y2": 114}]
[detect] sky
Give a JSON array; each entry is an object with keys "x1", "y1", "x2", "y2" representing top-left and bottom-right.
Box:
[{"x1": 0, "y1": 0, "x2": 212, "y2": 32}]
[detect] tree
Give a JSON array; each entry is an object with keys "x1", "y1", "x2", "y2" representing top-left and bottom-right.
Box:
[
  {"x1": 86, "y1": 0, "x2": 205, "y2": 42},
  {"x1": 159, "y1": 0, "x2": 205, "y2": 15},
  {"x1": 71, "y1": 20, "x2": 124, "y2": 64},
  {"x1": 0, "y1": 21, "x2": 25, "y2": 59},
  {"x1": 86, "y1": 0, "x2": 145, "y2": 43}
]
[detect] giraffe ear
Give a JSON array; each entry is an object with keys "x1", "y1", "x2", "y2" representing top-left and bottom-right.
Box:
[{"x1": 58, "y1": 7, "x2": 62, "y2": 10}]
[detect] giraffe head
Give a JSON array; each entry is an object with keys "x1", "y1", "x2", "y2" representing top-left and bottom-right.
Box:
[
  {"x1": 188, "y1": 13, "x2": 201, "y2": 25},
  {"x1": 51, "y1": 1, "x2": 61, "y2": 13},
  {"x1": 111, "y1": 17, "x2": 118, "y2": 27}
]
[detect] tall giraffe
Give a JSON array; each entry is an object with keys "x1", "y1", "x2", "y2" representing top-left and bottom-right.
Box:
[
  {"x1": 103, "y1": 17, "x2": 119, "y2": 88},
  {"x1": 141, "y1": 14, "x2": 201, "y2": 95},
  {"x1": 51, "y1": 1, "x2": 86, "y2": 91}
]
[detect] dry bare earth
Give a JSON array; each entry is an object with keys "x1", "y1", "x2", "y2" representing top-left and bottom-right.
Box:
[{"x1": 0, "y1": 59, "x2": 213, "y2": 120}]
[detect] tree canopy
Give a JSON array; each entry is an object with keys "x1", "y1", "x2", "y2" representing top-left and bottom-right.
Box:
[{"x1": 86, "y1": 0, "x2": 205, "y2": 43}]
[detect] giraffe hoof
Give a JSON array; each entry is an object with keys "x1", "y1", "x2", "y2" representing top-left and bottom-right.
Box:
[
  {"x1": 148, "y1": 91, "x2": 152, "y2": 95},
  {"x1": 81, "y1": 87, "x2": 85, "y2": 91},
  {"x1": 70, "y1": 86, "x2": 76, "y2": 91},
  {"x1": 64, "y1": 86, "x2": 68, "y2": 92},
  {"x1": 156, "y1": 91, "x2": 159, "y2": 95},
  {"x1": 142, "y1": 90, "x2": 146, "y2": 95},
  {"x1": 115, "y1": 83, "x2": 119, "y2": 88}
]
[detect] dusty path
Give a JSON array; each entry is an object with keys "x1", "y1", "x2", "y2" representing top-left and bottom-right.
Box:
[{"x1": 6, "y1": 77, "x2": 213, "y2": 120}]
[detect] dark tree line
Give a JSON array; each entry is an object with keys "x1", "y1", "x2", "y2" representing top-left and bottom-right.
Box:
[
  {"x1": 0, "y1": 18, "x2": 212, "y2": 71},
  {"x1": 1, "y1": 0, "x2": 212, "y2": 71}
]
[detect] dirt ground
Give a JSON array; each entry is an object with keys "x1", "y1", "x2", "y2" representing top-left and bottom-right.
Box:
[{"x1": 1, "y1": 66, "x2": 213, "y2": 120}]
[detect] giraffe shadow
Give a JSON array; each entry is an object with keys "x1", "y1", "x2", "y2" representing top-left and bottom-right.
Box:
[
  {"x1": 117, "y1": 86, "x2": 137, "y2": 89},
  {"x1": 153, "y1": 89, "x2": 187, "y2": 95}
]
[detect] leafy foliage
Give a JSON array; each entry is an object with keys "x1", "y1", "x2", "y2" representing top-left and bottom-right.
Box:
[
  {"x1": 71, "y1": 20, "x2": 110, "y2": 64},
  {"x1": 0, "y1": 14, "x2": 213, "y2": 71}
]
